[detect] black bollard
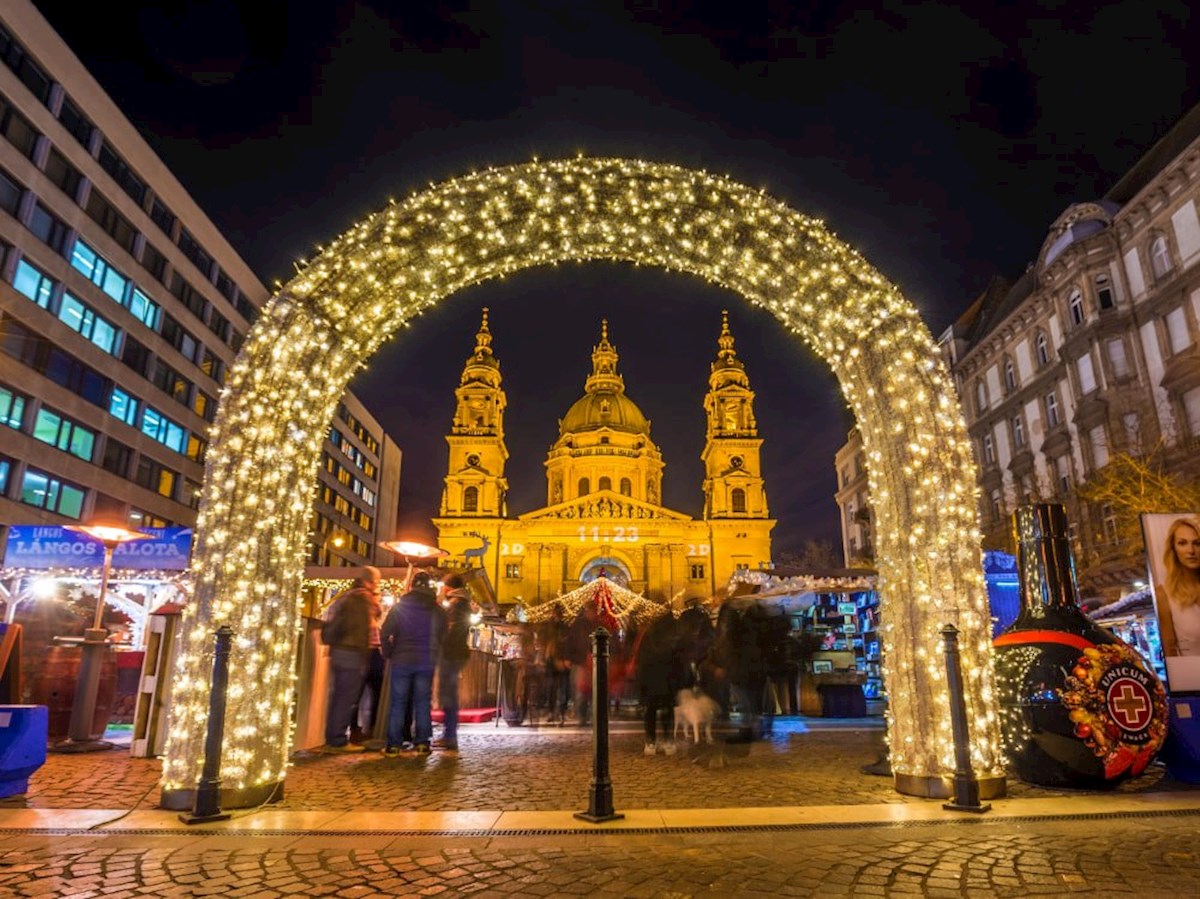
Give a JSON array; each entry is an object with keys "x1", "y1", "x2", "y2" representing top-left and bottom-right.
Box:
[
  {"x1": 941, "y1": 624, "x2": 991, "y2": 813},
  {"x1": 575, "y1": 627, "x2": 624, "y2": 823},
  {"x1": 181, "y1": 625, "x2": 234, "y2": 824}
]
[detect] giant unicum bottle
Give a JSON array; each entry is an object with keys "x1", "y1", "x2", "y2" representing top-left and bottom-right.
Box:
[{"x1": 993, "y1": 504, "x2": 1167, "y2": 787}]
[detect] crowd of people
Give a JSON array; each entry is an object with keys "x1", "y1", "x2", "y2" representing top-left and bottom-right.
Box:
[{"x1": 320, "y1": 568, "x2": 810, "y2": 758}]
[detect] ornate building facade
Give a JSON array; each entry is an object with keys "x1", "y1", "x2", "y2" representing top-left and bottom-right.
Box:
[
  {"x1": 836, "y1": 103, "x2": 1200, "y2": 598},
  {"x1": 434, "y1": 310, "x2": 774, "y2": 607}
]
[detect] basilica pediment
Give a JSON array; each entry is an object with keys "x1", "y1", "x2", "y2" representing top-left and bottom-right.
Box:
[{"x1": 519, "y1": 490, "x2": 693, "y2": 522}]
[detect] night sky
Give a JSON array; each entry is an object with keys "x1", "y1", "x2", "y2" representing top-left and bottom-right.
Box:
[{"x1": 34, "y1": 1, "x2": 1199, "y2": 552}]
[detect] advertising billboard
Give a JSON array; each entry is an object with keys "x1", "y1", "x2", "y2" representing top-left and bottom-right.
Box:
[
  {"x1": 2, "y1": 525, "x2": 193, "y2": 571},
  {"x1": 1142, "y1": 513, "x2": 1200, "y2": 693}
]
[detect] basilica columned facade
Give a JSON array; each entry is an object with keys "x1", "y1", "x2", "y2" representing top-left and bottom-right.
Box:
[{"x1": 433, "y1": 310, "x2": 774, "y2": 608}]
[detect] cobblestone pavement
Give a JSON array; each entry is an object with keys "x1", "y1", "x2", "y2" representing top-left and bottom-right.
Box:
[
  {"x1": 2, "y1": 811, "x2": 1199, "y2": 896},
  {"x1": 3, "y1": 718, "x2": 1188, "y2": 813}
]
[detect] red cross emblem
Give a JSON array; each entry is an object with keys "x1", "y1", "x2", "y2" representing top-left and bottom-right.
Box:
[{"x1": 1107, "y1": 678, "x2": 1152, "y2": 732}]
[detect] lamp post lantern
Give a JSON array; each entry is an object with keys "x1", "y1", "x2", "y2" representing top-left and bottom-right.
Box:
[{"x1": 52, "y1": 523, "x2": 152, "y2": 753}]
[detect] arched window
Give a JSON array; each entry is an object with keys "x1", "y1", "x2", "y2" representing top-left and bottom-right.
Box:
[
  {"x1": 578, "y1": 477, "x2": 590, "y2": 497},
  {"x1": 463, "y1": 485, "x2": 478, "y2": 513},
  {"x1": 974, "y1": 381, "x2": 987, "y2": 414},
  {"x1": 619, "y1": 477, "x2": 632, "y2": 496},
  {"x1": 598, "y1": 476, "x2": 611, "y2": 491},
  {"x1": 1012, "y1": 415, "x2": 1025, "y2": 448},
  {"x1": 1036, "y1": 332, "x2": 1050, "y2": 367},
  {"x1": 1151, "y1": 235, "x2": 1173, "y2": 279},
  {"x1": 1068, "y1": 289, "x2": 1084, "y2": 326},
  {"x1": 1003, "y1": 358, "x2": 1016, "y2": 392},
  {"x1": 731, "y1": 488, "x2": 746, "y2": 513},
  {"x1": 1095, "y1": 274, "x2": 1115, "y2": 310}
]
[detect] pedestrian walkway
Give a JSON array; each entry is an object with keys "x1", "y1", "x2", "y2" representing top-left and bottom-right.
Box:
[{"x1": 4, "y1": 719, "x2": 1200, "y2": 896}]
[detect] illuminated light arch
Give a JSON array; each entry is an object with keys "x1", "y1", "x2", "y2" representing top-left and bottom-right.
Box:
[{"x1": 161, "y1": 157, "x2": 1002, "y2": 807}]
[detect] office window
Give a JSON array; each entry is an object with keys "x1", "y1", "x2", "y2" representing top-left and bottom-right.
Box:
[
  {"x1": 1095, "y1": 274, "x2": 1115, "y2": 310},
  {"x1": 127, "y1": 287, "x2": 160, "y2": 330},
  {"x1": 33, "y1": 406, "x2": 95, "y2": 461},
  {"x1": 462, "y1": 485, "x2": 478, "y2": 512},
  {"x1": 1068, "y1": 289, "x2": 1084, "y2": 326},
  {"x1": 215, "y1": 268, "x2": 237, "y2": 302},
  {"x1": 0, "y1": 456, "x2": 10, "y2": 493},
  {"x1": 85, "y1": 189, "x2": 137, "y2": 254},
  {"x1": 58, "y1": 292, "x2": 119, "y2": 355},
  {"x1": 184, "y1": 478, "x2": 202, "y2": 510},
  {"x1": 56, "y1": 96, "x2": 94, "y2": 147},
  {"x1": 101, "y1": 437, "x2": 132, "y2": 477},
  {"x1": 207, "y1": 309, "x2": 230, "y2": 343},
  {"x1": 135, "y1": 456, "x2": 177, "y2": 499},
  {"x1": 0, "y1": 99, "x2": 38, "y2": 158},
  {"x1": 235, "y1": 295, "x2": 257, "y2": 323},
  {"x1": 108, "y1": 387, "x2": 139, "y2": 426},
  {"x1": 0, "y1": 164, "x2": 21, "y2": 215},
  {"x1": 161, "y1": 314, "x2": 199, "y2": 361},
  {"x1": 71, "y1": 239, "x2": 128, "y2": 304},
  {"x1": 0, "y1": 32, "x2": 51, "y2": 102},
  {"x1": 20, "y1": 467, "x2": 85, "y2": 519},
  {"x1": 170, "y1": 272, "x2": 208, "y2": 321},
  {"x1": 141, "y1": 405, "x2": 186, "y2": 453},
  {"x1": 13, "y1": 259, "x2": 54, "y2": 308},
  {"x1": 44, "y1": 148, "x2": 81, "y2": 200},
  {"x1": 177, "y1": 228, "x2": 212, "y2": 277},
  {"x1": 151, "y1": 358, "x2": 191, "y2": 404},
  {"x1": 150, "y1": 198, "x2": 176, "y2": 237},
  {"x1": 0, "y1": 383, "x2": 25, "y2": 428},
  {"x1": 120, "y1": 334, "x2": 151, "y2": 376},
  {"x1": 28, "y1": 203, "x2": 68, "y2": 254},
  {"x1": 97, "y1": 141, "x2": 145, "y2": 205},
  {"x1": 140, "y1": 241, "x2": 167, "y2": 283},
  {"x1": 731, "y1": 487, "x2": 747, "y2": 513}
]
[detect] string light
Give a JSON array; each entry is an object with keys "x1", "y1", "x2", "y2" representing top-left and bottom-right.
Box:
[{"x1": 161, "y1": 157, "x2": 1002, "y2": 800}]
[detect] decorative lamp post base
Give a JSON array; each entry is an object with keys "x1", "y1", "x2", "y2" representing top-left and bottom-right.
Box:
[
  {"x1": 573, "y1": 809, "x2": 626, "y2": 824},
  {"x1": 179, "y1": 809, "x2": 231, "y2": 825},
  {"x1": 893, "y1": 772, "x2": 1007, "y2": 800},
  {"x1": 160, "y1": 779, "x2": 285, "y2": 812}
]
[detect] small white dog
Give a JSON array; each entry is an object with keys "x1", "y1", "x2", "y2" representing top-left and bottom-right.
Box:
[{"x1": 674, "y1": 687, "x2": 720, "y2": 744}]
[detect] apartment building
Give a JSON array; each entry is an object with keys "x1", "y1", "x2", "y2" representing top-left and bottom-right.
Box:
[
  {"x1": 0, "y1": 2, "x2": 400, "y2": 568},
  {"x1": 833, "y1": 427, "x2": 872, "y2": 567}
]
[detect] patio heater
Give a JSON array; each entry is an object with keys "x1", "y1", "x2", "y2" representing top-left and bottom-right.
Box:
[
  {"x1": 379, "y1": 539, "x2": 449, "y2": 590},
  {"x1": 52, "y1": 523, "x2": 152, "y2": 753}
]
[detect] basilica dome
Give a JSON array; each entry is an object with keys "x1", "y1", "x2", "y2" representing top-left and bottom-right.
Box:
[{"x1": 560, "y1": 390, "x2": 650, "y2": 436}]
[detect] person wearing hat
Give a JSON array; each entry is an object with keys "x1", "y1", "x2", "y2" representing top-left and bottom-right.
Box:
[
  {"x1": 381, "y1": 570, "x2": 446, "y2": 756},
  {"x1": 321, "y1": 566, "x2": 382, "y2": 753}
]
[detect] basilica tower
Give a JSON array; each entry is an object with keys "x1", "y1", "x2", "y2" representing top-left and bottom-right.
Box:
[
  {"x1": 440, "y1": 308, "x2": 509, "y2": 517},
  {"x1": 702, "y1": 311, "x2": 774, "y2": 572}
]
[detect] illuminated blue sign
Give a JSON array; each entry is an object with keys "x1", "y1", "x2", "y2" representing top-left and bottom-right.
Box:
[{"x1": 2, "y1": 526, "x2": 192, "y2": 571}]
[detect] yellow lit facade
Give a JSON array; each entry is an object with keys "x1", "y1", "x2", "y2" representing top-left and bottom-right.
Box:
[{"x1": 434, "y1": 311, "x2": 774, "y2": 605}]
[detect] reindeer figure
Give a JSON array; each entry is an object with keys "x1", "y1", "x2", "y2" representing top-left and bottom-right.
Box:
[{"x1": 463, "y1": 532, "x2": 490, "y2": 568}]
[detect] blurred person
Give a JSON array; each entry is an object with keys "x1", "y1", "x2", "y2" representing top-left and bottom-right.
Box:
[
  {"x1": 676, "y1": 597, "x2": 714, "y2": 688},
  {"x1": 381, "y1": 571, "x2": 445, "y2": 756},
  {"x1": 542, "y1": 603, "x2": 571, "y2": 725},
  {"x1": 321, "y1": 566, "x2": 381, "y2": 753},
  {"x1": 1155, "y1": 516, "x2": 1200, "y2": 657},
  {"x1": 434, "y1": 574, "x2": 472, "y2": 752},
  {"x1": 634, "y1": 610, "x2": 685, "y2": 755},
  {"x1": 567, "y1": 601, "x2": 600, "y2": 725}
]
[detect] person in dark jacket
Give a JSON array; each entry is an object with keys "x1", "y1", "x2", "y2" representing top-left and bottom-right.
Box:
[
  {"x1": 322, "y1": 566, "x2": 381, "y2": 752},
  {"x1": 634, "y1": 611, "x2": 685, "y2": 754},
  {"x1": 380, "y1": 570, "x2": 446, "y2": 755},
  {"x1": 676, "y1": 597, "x2": 714, "y2": 688},
  {"x1": 435, "y1": 574, "x2": 472, "y2": 751},
  {"x1": 541, "y1": 603, "x2": 571, "y2": 725}
]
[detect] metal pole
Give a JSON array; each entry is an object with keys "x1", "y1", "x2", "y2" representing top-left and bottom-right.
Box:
[
  {"x1": 941, "y1": 624, "x2": 991, "y2": 813},
  {"x1": 181, "y1": 625, "x2": 234, "y2": 824},
  {"x1": 57, "y1": 544, "x2": 115, "y2": 751},
  {"x1": 575, "y1": 627, "x2": 624, "y2": 823}
]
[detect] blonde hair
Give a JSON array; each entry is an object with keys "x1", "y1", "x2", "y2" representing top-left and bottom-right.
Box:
[{"x1": 1162, "y1": 517, "x2": 1200, "y2": 608}]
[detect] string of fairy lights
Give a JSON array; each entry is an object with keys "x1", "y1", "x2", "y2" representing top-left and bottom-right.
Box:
[{"x1": 161, "y1": 156, "x2": 1002, "y2": 802}]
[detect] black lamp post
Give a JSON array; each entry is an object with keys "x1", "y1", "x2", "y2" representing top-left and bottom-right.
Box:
[{"x1": 52, "y1": 523, "x2": 151, "y2": 753}]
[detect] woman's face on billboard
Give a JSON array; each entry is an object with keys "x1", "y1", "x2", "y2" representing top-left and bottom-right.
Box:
[{"x1": 1173, "y1": 524, "x2": 1200, "y2": 570}]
